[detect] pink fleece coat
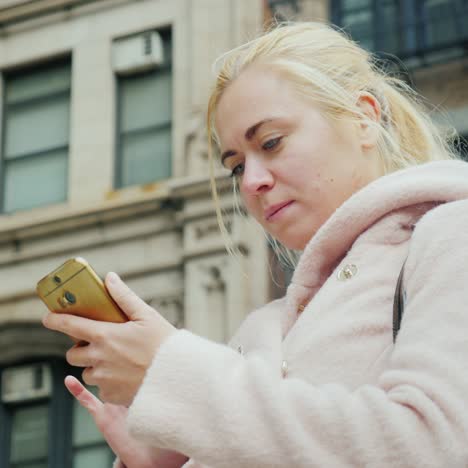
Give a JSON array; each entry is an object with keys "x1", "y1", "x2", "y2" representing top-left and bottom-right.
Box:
[{"x1": 116, "y1": 161, "x2": 468, "y2": 467}]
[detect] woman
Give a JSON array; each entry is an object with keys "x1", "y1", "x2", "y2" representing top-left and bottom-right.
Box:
[{"x1": 43, "y1": 22, "x2": 468, "y2": 467}]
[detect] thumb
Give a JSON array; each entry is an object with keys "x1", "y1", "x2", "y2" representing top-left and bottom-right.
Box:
[
  {"x1": 105, "y1": 272, "x2": 152, "y2": 321},
  {"x1": 64, "y1": 375, "x2": 101, "y2": 416}
]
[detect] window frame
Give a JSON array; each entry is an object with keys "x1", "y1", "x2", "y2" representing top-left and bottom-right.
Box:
[
  {"x1": 8, "y1": 400, "x2": 51, "y2": 467},
  {"x1": 0, "y1": 358, "x2": 112, "y2": 468},
  {"x1": 331, "y1": 0, "x2": 468, "y2": 62},
  {"x1": 0, "y1": 57, "x2": 72, "y2": 214},
  {"x1": 0, "y1": 359, "x2": 72, "y2": 468},
  {"x1": 114, "y1": 28, "x2": 172, "y2": 189}
]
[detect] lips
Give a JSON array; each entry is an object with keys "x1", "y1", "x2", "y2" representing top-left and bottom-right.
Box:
[{"x1": 265, "y1": 200, "x2": 294, "y2": 221}]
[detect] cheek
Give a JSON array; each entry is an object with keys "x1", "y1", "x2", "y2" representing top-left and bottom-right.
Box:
[{"x1": 240, "y1": 192, "x2": 262, "y2": 220}]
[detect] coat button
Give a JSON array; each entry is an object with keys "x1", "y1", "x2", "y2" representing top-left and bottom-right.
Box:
[
  {"x1": 281, "y1": 360, "x2": 288, "y2": 377},
  {"x1": 337, "y1": 264, "x2": 358, "y2": 281}
]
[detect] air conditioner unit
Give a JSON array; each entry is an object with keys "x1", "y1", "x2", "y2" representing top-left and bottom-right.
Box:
[
  {"x1": 1, "y1": 363, "x2": 52, "y2": 403},
  {"x1": 112, "y1": 31, "x2": 164, "y2": 75}
]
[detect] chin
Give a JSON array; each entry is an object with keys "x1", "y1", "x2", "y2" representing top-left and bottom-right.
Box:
[{"x1": 277, "y1": 228, "x2": 314, "y2": 251}]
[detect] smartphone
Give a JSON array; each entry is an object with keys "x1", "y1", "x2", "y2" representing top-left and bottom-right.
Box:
[{"x1": 36, "y1": 257, "x2": 127, "y2": 323}]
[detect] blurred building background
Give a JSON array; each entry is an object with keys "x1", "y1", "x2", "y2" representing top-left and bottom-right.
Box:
[{"x1": 0, "y1": 0, "x2": 466, "y2": 467}]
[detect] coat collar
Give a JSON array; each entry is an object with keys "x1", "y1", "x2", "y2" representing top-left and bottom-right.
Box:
[{"x1": 281, "y1": 160, "x2": 468, "y2": 336}]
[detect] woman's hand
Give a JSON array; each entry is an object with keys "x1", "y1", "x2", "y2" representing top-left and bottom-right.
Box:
[
  {"x1": 65, "y1": 376, "x2": 187, "y2": 468},
  {"x1": 42, "y1": 272, "x2": 176, "y2": 406}
]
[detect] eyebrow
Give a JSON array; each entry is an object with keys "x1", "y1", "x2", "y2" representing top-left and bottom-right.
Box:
[{"x1": 221, "y1": 118, "x2": 275, "y2": 166}]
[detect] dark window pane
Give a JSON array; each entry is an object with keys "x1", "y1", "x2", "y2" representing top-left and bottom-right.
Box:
[
  {"x1": 342, "y1": 0, "x2": 371, "y2": 11},
  {"x1": 6, "y1": 63, "x2": 70, "y2": 105},
  {"x1": 10, "y1": 405, "x2": 48, "y2": 465},
  {"x1": 334, "y1": 0, "x2": 468, "y2": 62},
  {"x1": 73, "y1": 446, "x2": 112, "y2": 468},
  {"x1": 4, "y1": 148, "x2": 67, "y2": 213},
  {"x1": 119, "y1": 69, "x2": 171, "y2": 133},
  {"x1": 5, "y1": 96, "x2": 70, "y2": 158},
  {"x1": 424, "y1": 0, "x2": 459, "y2": 48},
  {"x1": 342, "y1": 9, "x2": 374, "y2": 50},
  {"x1": 378, "y1": 1, "x2": 399, "y2": 53},
  {"x1": 12, "y1": 463, "x2": 47, "y2": 468},
  {"x1": 121, "y1": 126, "x2": 171, "y2": 186},
  {"x1": 457, "y1": 0, "x2": 468, "y2": 41},
  {"x1": 2, "y1": 61, "x2": 70, "y2": 212}
]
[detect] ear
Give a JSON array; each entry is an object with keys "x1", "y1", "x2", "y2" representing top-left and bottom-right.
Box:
[{"x1": 356, "y1": 92, "x2": 381, "y2": 150}]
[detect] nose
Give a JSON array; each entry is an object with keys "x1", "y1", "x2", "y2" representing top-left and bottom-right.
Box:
[{"x1": 240, "y1": 157, "x2": 274, "y2": 195}]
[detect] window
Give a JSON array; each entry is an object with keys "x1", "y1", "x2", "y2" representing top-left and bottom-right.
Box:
[
  {"x1": 331, "y1": 1, "x2": 468, "y2": 62},
  {"x1": 115, "y1": 29, "x2": 172, "y2": 188},
  {"x1": 0, "y1": 59, "x2": 71, "y2": 213},
  {"x1": 9, "y1": 404, "x2": 49, "y2": 468},
  {"x1": 333, "y1": 0, "x2": 375, "y2": 51},
  {"x1": 0, "y1": 360, "x2": 113, "y2": 468},
  {"x1": 422, "y1": 0, "x2": 468, "y2": 49}
]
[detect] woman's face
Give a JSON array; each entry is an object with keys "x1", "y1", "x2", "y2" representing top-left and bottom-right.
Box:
[{"x1": 215, "y1": 67, "x2": 382, "y2": 250}]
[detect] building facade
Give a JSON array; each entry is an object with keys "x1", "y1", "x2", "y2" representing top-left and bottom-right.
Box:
[
  {"x1": 0, "y1": 1, "x2": 269, "y2": 466},
  {"x1": 0, "y1": 0, "x2": 467, "y2": 466},
  {"x1": 329, "y1": 0, "x2": 468, "y2": 151}
]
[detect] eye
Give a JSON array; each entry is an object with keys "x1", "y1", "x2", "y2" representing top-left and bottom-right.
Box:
[
  {"x1": 230, "y1": 163, "x2": 245, "y2": 178},
  {"x1": 262, "y1": 137, "x2": 282, "y2": 151}
]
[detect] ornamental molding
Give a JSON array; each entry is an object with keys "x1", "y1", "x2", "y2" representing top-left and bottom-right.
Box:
[
  {"x1": 147, "y1": 294, "x2": 184, "y2": 327},
  {"x1": 0, "y1": 0, "x2": 110, "y2": 26}
]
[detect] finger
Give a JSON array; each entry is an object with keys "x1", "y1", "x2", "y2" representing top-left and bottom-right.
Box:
[
  {"x1": 82, "y1": 367, "x2": 98, "y2": 387},
  {"x1": 64, "y1": 375, "x2": 102, "y2": 415},
  {"x1": 105, "y1": 272, "x2": 153, "y2": 321},
  {"x1": 66, "y1": 343, "x2": 95, "y2": 368},
  {"x1": 42, "y1": 312, "x2": 105, "y2": 343}
]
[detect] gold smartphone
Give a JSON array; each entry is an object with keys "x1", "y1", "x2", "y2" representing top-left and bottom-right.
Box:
[{"x1": 36, "y1": 257, "x2": 127, "y2": 323}]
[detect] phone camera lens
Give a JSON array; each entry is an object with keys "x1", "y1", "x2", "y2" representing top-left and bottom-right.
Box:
[
  {"x1": 53, "y1": 275, "x2": 61, "y2": 284},
  {"x1": 64, "y1": 291, "x2": 76, "y2": 304}
]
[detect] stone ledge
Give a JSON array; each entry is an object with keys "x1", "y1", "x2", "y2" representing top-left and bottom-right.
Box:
[
  {"x1": 0, "y1": 172, "x2": 230, "y2": 244},
  {"x1": 0, "y1": 0, "x2": 103, "y2": 25},
  {"x1": 0, "y1": 322, "x2": 70, "y2": 365}
]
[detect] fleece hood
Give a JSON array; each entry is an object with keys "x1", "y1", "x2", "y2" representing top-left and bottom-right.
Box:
[{"x1": 280, "y1": 160, "x2": 468, "y2": 329}]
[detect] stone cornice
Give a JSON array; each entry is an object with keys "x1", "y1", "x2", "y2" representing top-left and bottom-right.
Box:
[
  {"x1": 0, "y1": 0, "x2": 106, "y2": 26},
  {"x1": 0, "y1": 173, "x2": 231, "y2": 244}
]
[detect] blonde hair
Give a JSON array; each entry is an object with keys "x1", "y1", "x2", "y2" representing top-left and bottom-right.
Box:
[{"x1": 206, "y1": 22, "x2": 460, "y2": 265}]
